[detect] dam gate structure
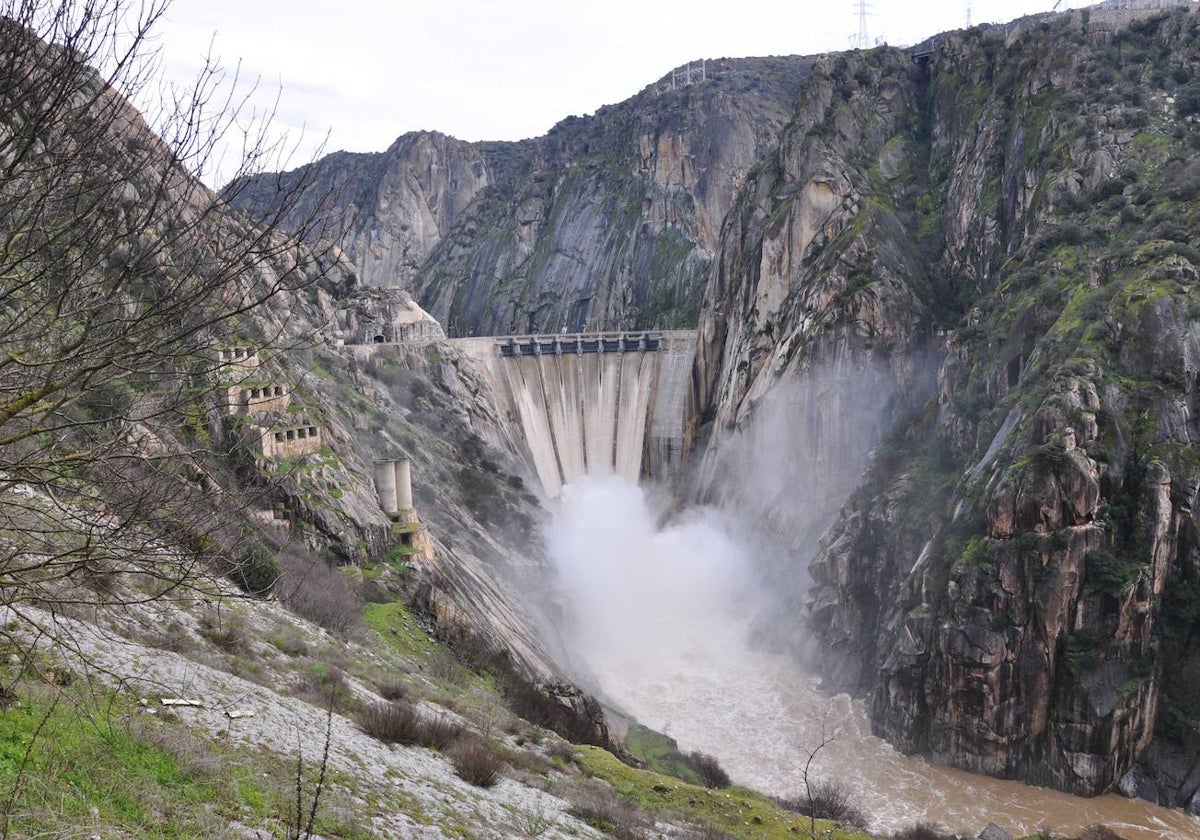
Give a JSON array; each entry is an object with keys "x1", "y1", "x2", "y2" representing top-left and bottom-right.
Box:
[{"x1": 451, "y1": 331, "x2": 697, "y2": 498}]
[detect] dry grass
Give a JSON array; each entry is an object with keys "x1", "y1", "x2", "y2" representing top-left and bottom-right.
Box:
[
  {"x1": 374, "y1": 677, "x2": 409, "y2": 702},
  {"x1": 291, "y1": 663, "x2": 354, "y2": 710},
  {"x1": 357, "y1": 701, "x2": 424, "y2": 746},
  {"x1": 544, "y1": 739, "x2": 577, "y2": 764},
  {"x1": 197, "y1": 610, "x2": 247, "y2": 654},
  {"x1": 419, "y1": 713, "x2": 466, "y2": 751},
  {"x1": 449, "y1": 737, "x2": 504, "y2": 788},
  {"x1": 567, "y1": 782, "x2": 648, "y2": 840}
]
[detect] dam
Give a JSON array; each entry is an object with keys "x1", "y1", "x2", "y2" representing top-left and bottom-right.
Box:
[{"x1": 450, "y1": 331, "x2": 697, "y2": 497}]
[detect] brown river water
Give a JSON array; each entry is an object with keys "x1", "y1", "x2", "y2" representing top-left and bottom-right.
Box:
[
  {"x1": 590, "y1": 622, "x2": 1200, "y2": 840},
  {"x1": 548, "y1": 478, "x2": 1200, "y2": 840}
]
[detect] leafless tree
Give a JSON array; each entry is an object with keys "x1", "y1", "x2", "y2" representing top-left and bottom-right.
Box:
[
  {"x1": 800, "y1": 719, "x2": 836, "y2": 838},
  {"x1": 0, "y1": 0, "x2": 340, "y2": 662}
]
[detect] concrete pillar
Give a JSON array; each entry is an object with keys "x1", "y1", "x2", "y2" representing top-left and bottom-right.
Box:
[
  {"x1": 394, "y1": 458, "x2": 413, "y2": 511},
  {"x1": 373, "y1": 459, "x2": 398, "y2": 515}
]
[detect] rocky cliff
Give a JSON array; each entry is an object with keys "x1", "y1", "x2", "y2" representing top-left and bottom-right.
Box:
[
  {"x1": 708, "y1": 4, "x2": 1200, "y2": 809},
  {"x1": 230, "y1": 57, "x2": 816, "y2": 335},
  {"x1": 231, "y1": 0, "x2": 1200, "y2": 811}
]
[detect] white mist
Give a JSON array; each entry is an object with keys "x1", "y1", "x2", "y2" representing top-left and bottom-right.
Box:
[
  {"x1": 545, "y1": 475, "x2": 755, "y2": 672},
  {"x1": 543, "y1": 475, "x2": 1197, "y2": 840}
]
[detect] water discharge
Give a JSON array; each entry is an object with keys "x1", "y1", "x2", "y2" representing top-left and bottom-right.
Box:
[{"x1": 546, "y1": 477, "x2": 1200, "y2": 840}]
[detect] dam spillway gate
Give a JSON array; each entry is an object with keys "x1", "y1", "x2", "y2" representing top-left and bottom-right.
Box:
[{"x1": 450, "y1": 331, "x2": 697, "y2": 498}]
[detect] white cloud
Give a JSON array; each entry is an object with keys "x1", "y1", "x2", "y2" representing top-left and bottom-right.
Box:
[{"x1": 149, "y1": 0, "x2": 1093, "y2": 183}]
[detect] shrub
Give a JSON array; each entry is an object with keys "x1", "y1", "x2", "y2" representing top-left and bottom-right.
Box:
[
  {"x1": 568, "y1": 784, "x2": 647, "y2": 839},
  {"x1": 545, "y1": 740, "x2": 578, "y2": 764},
  {"x1": 892, "y1": 823, "x2": 945, "y2": 840},
  {"x1": 273, "y1": 541, "x2": 362, "y2": 634},
  {"x1": 449, "y1": 737, "x2": 504, "y2": 788},
  {"x1": 232, "y1": 541, "x2": 281, "y2": 595},
  {"x1": 777, "y1": 779, "x2": 870, "y2": 827},
  {"x1": 374, "y1": 677, "x2": 409, "y2": 702},
  {"x1": 1085, "y1": 549, "x2": 1139, "y2": 593},
  {"x1": 293, "y1": 663, "x2": 354, "y2": 710},
  {"x1": 687, "y1": 751, "x2": 731, "y2": 789},
  {"x1": 198, "y1": 610, "x2": 247, "y2": 653},
  {"x1": 357, "y1": 700, "x2": 423, "y2": 745},
  {"x1": 420, "y1": 714, "x2": 467, "y2": 751},
  {"x1": 1175, "y1": 81, "x2": 1200, "y2": 116},
  {"x1": 268, "y1": 630, "x2": 311, "y2": 657}
]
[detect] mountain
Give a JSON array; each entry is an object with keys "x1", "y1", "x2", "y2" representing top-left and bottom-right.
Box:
[
  {"x1": 238, "y1": 0, "x2": 1200, "y2": 812},
  {"x1": 692, "y1": 3, "x2": 1200, "y2": 809},
  {"x1": 229, "y1": 57, "x2": 816, "y2": 335},
  {"x1": 11, "y1": 0, "x2": 1200, "y2": 830}
]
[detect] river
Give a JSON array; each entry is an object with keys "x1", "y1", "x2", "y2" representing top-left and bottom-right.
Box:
[{"x1": 546, "y1": 477, "x2": 1200, "y2": 839}]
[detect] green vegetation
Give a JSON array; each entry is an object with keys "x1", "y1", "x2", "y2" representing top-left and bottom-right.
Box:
[
  {"x1": 1064, "y1": 628, "x2": 1102, "y2": 673},
  {"x1": 624, "y1": 724, "x2": 729, "y2": 788},
  {"x1": 1083, "y1": 548, "x2": 1142, "y2": 594},
  {"x1": 0, "y1": 686, "x2": 322, "y2": 838},
  {"x1": 362, "y1": 600, "x2": 439, "y2": 661},
  {"x1": 231, "y1": 540, "x2": 282, "y2": 596},
  {"x1": 574, "y1": 745, "x2": 871, "y2": 840}
]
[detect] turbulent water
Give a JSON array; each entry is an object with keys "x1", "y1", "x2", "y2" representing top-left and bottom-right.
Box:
[{"x1": 546, "y1": 477, "x2": 1200, "y2": 840}]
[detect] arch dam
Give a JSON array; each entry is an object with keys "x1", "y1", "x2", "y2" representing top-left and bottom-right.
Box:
[{"x1": 449, "y1": 331, "x2": 697, "y2": 498}]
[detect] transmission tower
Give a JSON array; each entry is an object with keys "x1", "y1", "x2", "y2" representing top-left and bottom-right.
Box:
[
  {"x1": 851, "y1": 0, "x2": 872, "y2": 49},
  {"x1": 966, "y1": 0, "x2": 973, "y2": 27}
]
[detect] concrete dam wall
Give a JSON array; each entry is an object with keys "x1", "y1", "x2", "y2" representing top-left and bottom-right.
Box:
[{"x1": 451, "y1": 332, "x2": 697, "y2": 497}]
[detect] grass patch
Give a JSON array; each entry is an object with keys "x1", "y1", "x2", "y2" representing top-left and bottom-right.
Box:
[
  {"x1": 625, "y1": 724, "x2": 728, "y2": 788},
  {"x1": 573, "y1": 745, "x2": 871, "y2": 840},
  {"x1": 363, "y1": 600, "x2": 439, "y2": 661},
  {"x1": 0, "y1": 687, "x2": 279, "y2": 837}
]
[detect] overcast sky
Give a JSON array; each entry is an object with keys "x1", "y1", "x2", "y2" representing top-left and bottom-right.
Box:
[{"x1": 152, "y1": 0, "x2": 1093, "y2": 182}]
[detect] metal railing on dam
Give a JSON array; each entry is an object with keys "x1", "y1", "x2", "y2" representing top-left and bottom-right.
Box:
[
  {"x1": 449, "y1": 331, "x2": 697, "y2": 498},
  {"x1": 496, "y1": 332, "x2": 664, "y2": 357}
]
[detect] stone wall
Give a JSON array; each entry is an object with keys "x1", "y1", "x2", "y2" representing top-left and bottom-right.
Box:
[
  {"x1": 243, "y1": 422, "x2": 322, "y2": 459},
  {"x1": 225, "y1": 384, "x2": 290, "y2": 415}
]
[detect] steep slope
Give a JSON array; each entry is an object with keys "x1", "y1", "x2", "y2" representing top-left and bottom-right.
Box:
[
  {"x1": 230, "y1": 57, "x2": 816, "y2": 334},
  {"x1": 0, "y1": 10, "x2": 602, "y2": 746},
  {"x1": 687, "y1": 3, "x2": 1200, "y2": 807},
  {"x1": 227, "y1": 131, "x2": 502, "y2": 291}
]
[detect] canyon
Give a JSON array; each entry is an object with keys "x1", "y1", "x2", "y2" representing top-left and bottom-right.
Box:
[
  {"x1": 5, "y1": 0, "x2": 1200, "y2": 837},
  {"x1": 232, "y1": 0, "x2": 1200, "y2": 821}
]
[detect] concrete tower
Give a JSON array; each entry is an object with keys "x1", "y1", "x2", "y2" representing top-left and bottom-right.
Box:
[
  {"x1": 394, "y1": 458, "x2": 413, "y2": 511},
  {"x1": 373, "y1": 459, "x2": 399, "y2": 515}
]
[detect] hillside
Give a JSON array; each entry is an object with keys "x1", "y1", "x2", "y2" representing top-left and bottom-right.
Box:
[
  {"x1": 7, "y1": 0, "x2": 1200, "y2": 835},
  {"x1": 229, "y1": 57, "x2": 816, "y2": 335},
  {"x1": 236, "y1": 0, "x2": 1200, "y2": 816}
]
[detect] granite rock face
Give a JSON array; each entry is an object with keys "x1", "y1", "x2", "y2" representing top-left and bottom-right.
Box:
[
  {"x1": 228, "y1": 131, "x2": 491, "y2": 289},
  {"x1": 759, "y1": 7, "x2": 1200, "y2": 803},
  {"x1": 231, "y1": 58, "x2": 816, "y2": 335},
  {"x1": 235, "y1": 4, "x2": 1200, "y2": 803}
]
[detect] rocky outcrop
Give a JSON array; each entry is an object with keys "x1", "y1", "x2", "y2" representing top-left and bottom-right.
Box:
[
  {"x1": 231, "y1": 58, "x2": 816, "y2": 335},
  {"x1": 775, "y1": 6, "x2": 1200, "y2": 804},
  {"x1": 227, "y1": 131, "x2": 492, "y2": 288}
]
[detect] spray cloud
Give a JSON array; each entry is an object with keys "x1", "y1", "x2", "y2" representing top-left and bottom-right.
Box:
[{"x1": 545, "y1": 475, "x2": 755, "y2": 686}]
